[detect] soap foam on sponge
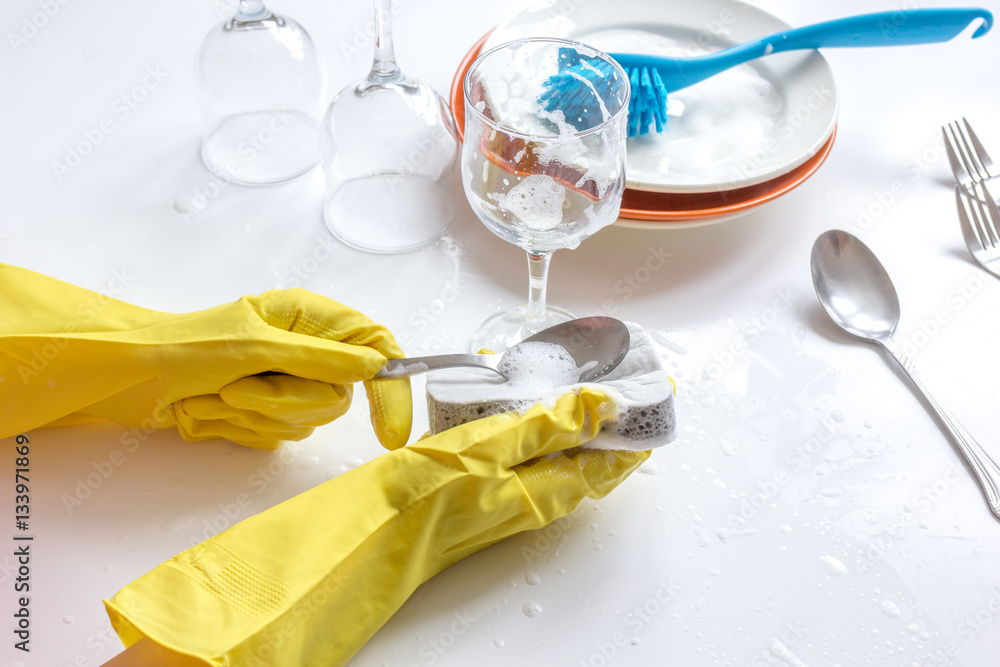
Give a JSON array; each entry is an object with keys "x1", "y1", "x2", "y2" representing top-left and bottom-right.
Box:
[
  {"x1": 426, "y1": 322, "x2": 675, "y2": 450},
  {"x1": 497, "y1": 340, "x2": 586, "y2": 387}
]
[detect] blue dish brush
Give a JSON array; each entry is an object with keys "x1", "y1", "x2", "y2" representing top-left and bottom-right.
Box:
[{"x1": 542, "y1": 7, "x2": 993, "y2": 138}]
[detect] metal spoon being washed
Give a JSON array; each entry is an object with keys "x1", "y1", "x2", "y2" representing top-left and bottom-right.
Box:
[
  {"x1": 375, "y1": 317, "x2": 630, "y2": 383},
  {"x1": 811, "y1": 229, "x2": 1000, "y2": 520}
]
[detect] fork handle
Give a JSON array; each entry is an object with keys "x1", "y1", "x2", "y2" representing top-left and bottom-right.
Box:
[{"x1": 882, "y1": 341, "x2": 1000, "y2": 521}]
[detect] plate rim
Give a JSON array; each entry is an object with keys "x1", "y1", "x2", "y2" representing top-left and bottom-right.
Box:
[{"x1": 480, "y1": 0, "x2": 839, "y2": 194}]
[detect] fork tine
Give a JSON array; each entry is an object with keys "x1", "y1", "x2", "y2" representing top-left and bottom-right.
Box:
[
  {"x1": 950, "y1": 119, "x2": 989, "y2": 183},
  {"x1": 967, "y1": 182, "x2": 999, "y2": 248},
  {"x1": 963, "y1": 117, "x2": 995, "y2": 178},
  {"x1": 945, "y1": 119, "x2": 985, "y2": 185},
  {"x1": 956, "y1": 185, "x2": 988, "y2": 254},
  {"x1": 980, "y1": 181, "x2": 1000, "y2": 246},
  {"x1": 943, "y1": 125, "x2": 970, "y2": 185}
]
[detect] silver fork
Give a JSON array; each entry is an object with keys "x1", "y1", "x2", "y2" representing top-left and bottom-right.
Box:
[
  {"x1": 943, "y1": 117, "x2": 996, "y2": 188},
  {"x1": 956, "y1": 181, "x2": 1000, "y2": 279}
]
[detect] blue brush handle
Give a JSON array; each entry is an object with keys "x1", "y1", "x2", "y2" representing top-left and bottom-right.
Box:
[{"x1": 610, "y1": 7, "x2": 993, "y2": 92}]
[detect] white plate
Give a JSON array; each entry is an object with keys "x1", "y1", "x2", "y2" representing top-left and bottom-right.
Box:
[{"x1": 484, "y1": 0, "x2": 839, "y2": 194}]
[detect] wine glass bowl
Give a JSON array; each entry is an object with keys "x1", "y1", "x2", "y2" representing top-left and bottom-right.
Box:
[
  {"x1": 320, "y1": 0, "x2": 459, "y2": 254},
  {"x1": 195, "y1": 0, "x2": 326, "y2": 186},
  {"x1": 461, "y1": 38, "x2": 630, "y2": 353},
  {"x1": 320, "y1": 77, "x2": 458, "y2": 253}
]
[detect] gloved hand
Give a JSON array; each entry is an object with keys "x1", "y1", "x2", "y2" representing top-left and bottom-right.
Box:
[
  {"x1": 0, "y1": 264, "x2": 411, "y2": 449},
  {"x1": 103, "y1": 389, "x2": 650, "y2": 666}
]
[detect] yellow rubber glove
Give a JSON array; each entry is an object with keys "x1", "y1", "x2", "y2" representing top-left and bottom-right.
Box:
[
  {"x1": 0, "y1": 264, "x2": 411, "y2": 449},
  {"x1": 103, "y1": 389, "x2": 650, "y2": 666}
]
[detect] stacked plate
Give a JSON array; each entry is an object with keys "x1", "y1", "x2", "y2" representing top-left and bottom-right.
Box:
[{"x1": 449, "y1": 0, "x2": 838, "y2": 229}]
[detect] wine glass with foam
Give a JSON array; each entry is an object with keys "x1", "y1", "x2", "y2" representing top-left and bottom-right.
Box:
[{"x1": 461, "y1": 38, "x2": 630, "y2": 353}]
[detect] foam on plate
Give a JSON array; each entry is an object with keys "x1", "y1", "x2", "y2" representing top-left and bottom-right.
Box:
[{"x1": 426, "y1": 322, "x2": 675, "y2": 450}]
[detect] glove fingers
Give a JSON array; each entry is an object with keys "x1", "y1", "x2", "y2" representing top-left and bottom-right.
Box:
[
  {"x1": 253, "y1": 335, "x2": 390, "y2": 386},
  {"x1": 406, "y1": 388, "x2": 616, "y2": 474},
  {"x1": 516, "y1": 448, "x2": 651, "y2": 524},
  {"x1": 175, "y1": 416, "x2": 304, "y2": 450},
  {"x1": 220, "y1": 375, "x2": 353, "y2": 427},
  {"x1": 246, "y1": 289, "x2": 404, "y2": 359},
  {"x1": 364, "y1": 378, "x2": 412, "y2": 450},
  {"x1": 175, "y1": 395, "x2": 315, "y2": 449},
  {"x1": 440, "y1": 449, "x2": 651, "y2": 559}
]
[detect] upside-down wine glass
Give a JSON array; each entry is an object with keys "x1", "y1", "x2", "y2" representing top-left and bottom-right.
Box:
[
  {"x1": 195, "y1": 0, "x2": 326, "y2": 185},
  {"x1": 320, "y1": 0, "x2": 459, "y2": 253},
  {"x1": 462, "y1": 38, "x2": 630, "y2": 353}
]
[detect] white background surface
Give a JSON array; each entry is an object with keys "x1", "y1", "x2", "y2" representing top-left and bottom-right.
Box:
[{"x1": 3, "y1": 1, "x2": 1000, "y2": 665}]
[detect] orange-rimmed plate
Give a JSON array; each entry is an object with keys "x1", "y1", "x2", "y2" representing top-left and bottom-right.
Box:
[{"x1": 449, "y1": 32, "x2": 836, "y2": 227}]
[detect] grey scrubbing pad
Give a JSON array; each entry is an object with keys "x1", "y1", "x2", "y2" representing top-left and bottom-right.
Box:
[{"x1": 426, "y1": 322, "x2": 675, "y2": 450}]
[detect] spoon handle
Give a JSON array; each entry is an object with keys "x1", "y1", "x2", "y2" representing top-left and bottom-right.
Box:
[
  {"x1": 375, "y1": 354, "x2": 502, "y2": 379},
  {"x1": 883, "y1": 342, "x2": 1000, "y2": 520}
]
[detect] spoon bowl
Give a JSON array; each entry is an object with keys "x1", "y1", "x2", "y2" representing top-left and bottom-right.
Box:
[
  {"x1": 376, "y1": 317, "x2": 630, "y2": 383},
  {"x1": 810, "y1": 229, "x2": 900, "y2": 341}
]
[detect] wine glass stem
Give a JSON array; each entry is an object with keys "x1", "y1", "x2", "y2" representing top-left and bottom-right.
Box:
[
  {"x1": 526, "y1": 250, "x2": 552, "y2": 332},
  {"x1": 370, "y1": 0, "x2": 400, "y2": 79}
]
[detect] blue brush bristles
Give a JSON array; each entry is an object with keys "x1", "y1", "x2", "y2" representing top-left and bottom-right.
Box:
[
  {"x1": 539, "y1": 48, "x2": 620, "y2": 133},
  {"x1": 629, "y1": 67, "x2": 669, "y2": 137},
  {"x1": 541, "y1": 48, "x2": 670, "y2": 138}
]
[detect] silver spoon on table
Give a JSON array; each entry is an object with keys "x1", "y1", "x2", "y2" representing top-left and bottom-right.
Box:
[
  {"x1": 375, "y1": 316, "x2": 630, "y2": 383},
  {"x1": 811, "y1": 229, "x2": 1000, "y2": 521}
]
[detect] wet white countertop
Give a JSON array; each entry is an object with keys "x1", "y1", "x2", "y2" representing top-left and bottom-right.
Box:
[{"x1": 3, "y1": 0, "x2": 1000, "y2": 665}]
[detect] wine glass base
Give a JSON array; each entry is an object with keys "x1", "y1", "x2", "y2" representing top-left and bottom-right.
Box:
[
  {"x1": 470, "y1": 304, "x2": 576, "y2": 354},
  {"x1": 324, "y1": 173, "x2": 456, "y2": 254},
  {"x1": 201, "y1": 110, "x2": 319, "y2": 186}
]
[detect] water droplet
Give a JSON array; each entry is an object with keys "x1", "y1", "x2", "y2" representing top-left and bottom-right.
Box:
[
  {"x1": 820, "y1": 555, "x2": 849, "y2": 576},
  {"x1": 63, "y1": 615, "x2": 74, "y2": 624},
  {"x1": 720, "y1": 440, "x2": 741, "y2": 456},
  {"x1": 830, "y1": 410, "x2": 845, "y2": 422},
  {"x1": 639, "y1": 460, "x2": 660, "y2": 475},
  {"x1": 522, "y1": 601, "x2": 543, "y2": 618},
  {"x1": 493, "y1": 637, "x2": 505, "y2": 648},
  {"x1": 525, "y1": 570, "x2": 541, "y2": 586},
  {"x1": 630, "y1": 637, "x2": 640, "y2": 646},
  {"x1": 880, "y1": 600, "x2": 903, "y2": 618},
  {"x1": 770, "y1": 639, "x2": 809, "y2": 666}
]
